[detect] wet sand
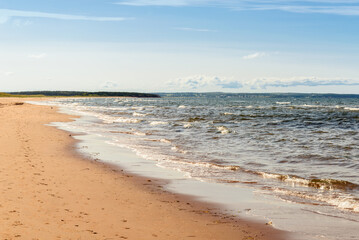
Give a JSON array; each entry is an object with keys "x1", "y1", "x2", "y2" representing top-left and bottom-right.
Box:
[{"x1": 0, "y1": 98, "x2": 287, "y2": 240}]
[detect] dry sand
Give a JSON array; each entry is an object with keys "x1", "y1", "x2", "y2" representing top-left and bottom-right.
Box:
[{"x1": 0, "y1": 98, "x2": 287, "y2": 240}]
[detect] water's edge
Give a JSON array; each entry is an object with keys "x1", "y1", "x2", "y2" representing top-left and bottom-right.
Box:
[{"x1": 29, "y1": 99, "x2": 359, "y2": 240}]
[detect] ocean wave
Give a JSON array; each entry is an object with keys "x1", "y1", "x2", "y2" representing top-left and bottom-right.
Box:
[
  {"x1": 258, "y1": 172, "x2": 359, "y2": 191},
  {"x1": 290, "y1": 104, "x2": 320, "y2": 109},
  {"x1": 133, "y1": 112, "x2": 147, "y2": 117},
  {"x1": 183, "y1": 122, "x2": 192, "y2": 128},
  {"x1": 131, "y1": 107, "x2": 144, "y2": 110},
  {"x1": 276, "y1": 102, "x2": 291, "y2": 105},
  {"x1": 110, "y1": 130, "x2": 148, "y2": 136},
  {"x1": 160, "y1": 138, "x2": 172, "y2": 144},
  {"x1": 106, "y1": 117, "x2": 142, "y2": 124},
  {"x1": 170, "y1": 146, "x2": 188, "y2": 154},
  {"x1": 177, "y1": 161, "x2": 242, "y2": 171},
  {"x1": 308, "y1": 179, "x2": 359, "y2": 191},
  {"x1": 216, "y1": 126, "x2": 232, "y2": 134},
  {"x1": 272, "y1": 188, "x2": 359, "y2": 213},
  {"x1": 133, "y1": 131, "x2": 147, "y2": 136},
  {"x1": 259, "y1": 172, "x2": 310, "y2": 186},
  {"x1": 223, "y1": 112, "x2": 235, "y2": 115},
  {"x1": 344, "y1": 107, "x2": 359, "y2": 111},
  {"x1": 188, "y1": 117, "x2": 206, "y2": 122},
  {"x1": 150, "y1": 121, "x2": 168, "y2": 125}
]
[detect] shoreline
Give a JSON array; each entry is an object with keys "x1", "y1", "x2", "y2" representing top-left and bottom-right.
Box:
[{"x1": 0, "y1": 97, "x2": 287, "y2": 239}]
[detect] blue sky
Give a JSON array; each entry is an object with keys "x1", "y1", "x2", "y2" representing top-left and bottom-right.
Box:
[{"x1": 1, "y1": 0, "x2": 359, "y2": 93}]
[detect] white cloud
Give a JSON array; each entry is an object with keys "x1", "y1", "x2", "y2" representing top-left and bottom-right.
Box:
[
  {"x1": 28, "y1": 53, "x2": 47, "y2": 59},
  {"x1": 167, "y1": 75, "x2": 242, "y2": 91},
  {"x1": 0, "y1": 9, "x2": 132, "y2": 24},
  {"x1": 100, "y1": 81, "x2": 120, "y2": 90},
  {"x1": 167, "y1": 75, "x2": 359, "y2": 91},
  {"x1": 243, "y1": 52, "x2": 266, "y2": 60}
]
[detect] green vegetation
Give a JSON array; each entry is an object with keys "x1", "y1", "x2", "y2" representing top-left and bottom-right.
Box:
[
  {"x1": 0, "y1": 92, "x2": 44, "y2": 98},
  {"x1": 5, "y1": 91, "x2": 160, "y2": 98},
  {"x1": 0, "y1": 92, "x2": 14, "y2": 97}
]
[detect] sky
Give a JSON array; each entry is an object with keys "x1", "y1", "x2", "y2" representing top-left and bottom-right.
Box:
[{"x1": 1, "y1": 0, "x2": 359, "y2": 93}]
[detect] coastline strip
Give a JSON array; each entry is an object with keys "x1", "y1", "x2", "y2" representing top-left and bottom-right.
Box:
[{"x1": 0, "y1": 98, "x2": 286, "y2": 240}]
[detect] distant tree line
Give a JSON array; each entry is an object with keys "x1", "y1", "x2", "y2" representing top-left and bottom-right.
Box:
[{"x1": 9, "y1": 91, "x2": 160, "y2": 98}]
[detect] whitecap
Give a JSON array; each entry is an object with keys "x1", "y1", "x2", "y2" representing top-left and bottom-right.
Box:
[
  {"x1": 160, "y1": 139, "x2": 171, "y2": 144},
  {"x1": 344, "y1": 107, "x2": 359, "y2": 111},
  {"x1": 104, "y1": 116, "x2": 142, "y2": 124},
  {"x1": 150, "y1": 121, "x2": 168, "y2": 126},
  {"x1": 183, "y1": 123, "x2": 192, "y2": 128},
  {"x1": 133, "y1": 112, "x2": 146, "y2": 117},
  {"x1": 133, "y1": 131, "x2": 147, "y2": 136},
  {"x1": 216, "y1": 126, "x2": 230, "y2": 134}
]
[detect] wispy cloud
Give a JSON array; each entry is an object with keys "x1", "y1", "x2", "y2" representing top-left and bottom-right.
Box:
[
  {"x1": 115, "y1": 0, "x2": 207, "y2": 7},
  {"x1": 168, "y1": 75, "x2": 359, "y2": 91},
  {"x1": 233, "y1": 4, "x2": 359, "y2": 16},
  {"x1": 115, "y1": 0, "x2": 359, "y2": 15},
  {"x1": 243, "y1": 52, "x2": 266, "y2": 60},
  {"x1": 28, "y1": 53, "x2": 47, "y2": 59},
  {"x1": 0, "y1": 9, "x2": 132, "y2": 24},
  {"x1": 247, "y1": 77, "x2": 359, "y2": 89}
]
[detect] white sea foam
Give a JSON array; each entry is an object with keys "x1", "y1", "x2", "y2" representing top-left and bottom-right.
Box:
[
  {"x1": 183, "y1": 123, "x2": 192, "y2": 128},
  {"x1": 276, "y1": 102, "x2": 291, "y2": 105},
  {"x1": 150, "y1": 121, "x2": 168, "y2": 126},
  {"x1": 300, "y1": 104, "x2": 319, "y2": 108},
  {"x1": 260, "y1": 172, "x2": 311, "y2": 187},
  {"x1": 160, "y1": 138, "x2": 171, "y2": 144},
  {"x1": 102, "y1": 116, "x2": 142, "y2": 124},
  {"x1": 217, "y1": 126, "x2": 230, "y2": 134},
  {"x1": 344, "y1": 107, "x2": 359, "y2": 111},
  {"x1": 161, "y1": 159, "x2": 241, "y2": 172},
  {"x1": 131, "y1": 107, "x2": 144, "y2": 110},
  {"x1": 170, "y1": 146, "x2": 188, "y2": 154},
  {"x1": 178, "y1": 105, "x2": 187, "y2": 109},
  {"x1": 133, "y1": 131, "x2": 147, "y2": 136},
  {"x1": 272, "y1": 188, "x2": 359, "y2": 212},
  {"x1": 133, "y1": 112, "x2": 146, "y2": 117}
]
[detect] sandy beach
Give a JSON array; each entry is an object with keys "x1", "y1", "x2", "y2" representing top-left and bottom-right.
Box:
[{"x1": 0, "y1": 98, "x2": 286, "y2": 240}]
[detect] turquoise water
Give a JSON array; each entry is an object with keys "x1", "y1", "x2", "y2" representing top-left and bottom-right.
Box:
[{"x1": 34, "y1": 93, "x2": 359, "y2": 239}]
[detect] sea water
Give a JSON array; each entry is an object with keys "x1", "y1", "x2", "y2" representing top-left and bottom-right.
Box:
[{"x1": 32, "y1": 93, "x2": 359, "y2": 240}]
